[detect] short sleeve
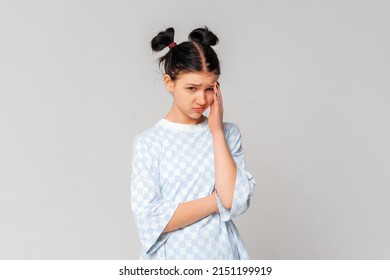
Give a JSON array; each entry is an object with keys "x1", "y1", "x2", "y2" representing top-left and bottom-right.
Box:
[
  {"x1": 216, "y1": 123, "x2": 255, "y2": 221},
  {"x1": 130, "y1": 134, "x2": 179, "y2": 255}
]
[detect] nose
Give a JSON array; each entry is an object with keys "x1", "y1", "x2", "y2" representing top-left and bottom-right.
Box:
[{"x1": 196, "y1": 91, "x2": 207, "y2": 106}]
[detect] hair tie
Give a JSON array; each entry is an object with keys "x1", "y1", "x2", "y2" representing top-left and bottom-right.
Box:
[{"x1": 168, "y1": 42, "x2": 177, "y2": 49}]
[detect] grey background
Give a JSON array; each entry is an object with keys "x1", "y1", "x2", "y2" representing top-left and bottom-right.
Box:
[{"x1": 1, "y1": 0, "x2": 389, "y2": 259}]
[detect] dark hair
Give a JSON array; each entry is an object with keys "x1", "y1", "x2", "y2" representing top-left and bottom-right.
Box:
[{"x1": 150, "y1": 27, "x2": 221, "y2": 80}]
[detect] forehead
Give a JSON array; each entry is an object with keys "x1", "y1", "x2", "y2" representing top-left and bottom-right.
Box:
[{"x1": 176, "y1": 72, "x2": 218, "y2": 85}]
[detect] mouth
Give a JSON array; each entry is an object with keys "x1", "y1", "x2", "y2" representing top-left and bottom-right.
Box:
[{"x1": 193, "y1": 107, "x2": 206, "y2": 113}]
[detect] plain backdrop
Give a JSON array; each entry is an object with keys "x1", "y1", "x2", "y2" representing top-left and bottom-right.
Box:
[{"x1": 1, "y1": 0, "x2": 389, "y2": 259}]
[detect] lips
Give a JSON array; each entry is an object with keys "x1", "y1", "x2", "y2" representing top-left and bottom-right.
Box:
[{"x1": 193, "y1": 107, "x2": 206, "y2": 113}]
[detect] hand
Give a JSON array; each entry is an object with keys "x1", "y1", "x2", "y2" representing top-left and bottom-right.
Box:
[
  {"x1": 208, "y1": 82, "x2": 224, "y2": 134},
  {"x1": 210, "y1": 190, "x2": 220, "y2": 214}
]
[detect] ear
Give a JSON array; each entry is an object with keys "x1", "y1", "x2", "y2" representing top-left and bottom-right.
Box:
[{"x1": 163, "y1": 74, "x2": 174, "y2": 93}]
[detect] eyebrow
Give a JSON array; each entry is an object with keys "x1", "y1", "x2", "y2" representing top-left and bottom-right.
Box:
[
  {"x1": 185, "y1": 83, "x2": 215, "y2": 87},
  {"x1": 186, "y1": 83, "x2": 201, "y2": 87}
]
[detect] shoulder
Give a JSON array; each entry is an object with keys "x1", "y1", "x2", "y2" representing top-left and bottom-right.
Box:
[
  {"x1": 132, "y1": 120, "x2": 163, "y2": 149},
  {"x1": 222, "y1": 122, "x2": 242, "y2": 139},
  {"x1": 221, "y1": 122, "x2": 244, "y2": 154}
]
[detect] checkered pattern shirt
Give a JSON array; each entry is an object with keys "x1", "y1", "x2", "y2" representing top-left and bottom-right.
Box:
[{"x1": 130, "y1": 117, "x2": 255, "y2": 259}]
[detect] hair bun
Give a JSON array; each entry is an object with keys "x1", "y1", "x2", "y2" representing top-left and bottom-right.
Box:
[
  {"x1": 151, "y1": 27, "x2": 175, "y2": 52},
  {"x1": 188, "y1": 26, "x2": 219, "y2": 46}
]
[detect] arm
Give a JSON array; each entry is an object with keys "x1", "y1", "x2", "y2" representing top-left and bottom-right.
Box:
[
  {"x1": 208, "y1": 82, "x2": 237, "y2": 209},
  {"x1": 208, "y1": 83, "x2": 256, "y2": 220},
  {"x1": 131, "y1": 135, "x2": 219, "y2": 254},
  {"x1": 212, "y1": 130, "x2": 237, "y2": 209},
  {"x1": 215, "y1": 126, "x2": 255, "y2": 222},
  {"x1": 163, "y1": 192, "x2": 218, "y2": 233}
]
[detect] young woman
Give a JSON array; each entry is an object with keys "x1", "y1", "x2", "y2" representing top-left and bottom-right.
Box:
[{"x1": 130, "y1": 27, "x2": 255, "y2": 260}]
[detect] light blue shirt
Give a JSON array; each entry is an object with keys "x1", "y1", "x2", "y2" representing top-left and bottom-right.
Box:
[{"x1": 130, "y1": 117, "x2": 255, "y2": 259}]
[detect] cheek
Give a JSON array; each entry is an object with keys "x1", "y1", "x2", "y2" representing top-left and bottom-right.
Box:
[{"x1": 173, "y1": 91, "x2": 189, "y2": 104}]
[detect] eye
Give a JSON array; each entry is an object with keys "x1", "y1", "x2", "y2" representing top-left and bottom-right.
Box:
[
  {"x1": 187, "y1": 87, "x2": 196, "y2": 91},
  {"x1": 206, "y1": 87, "x2": 214, "y2": 92}
]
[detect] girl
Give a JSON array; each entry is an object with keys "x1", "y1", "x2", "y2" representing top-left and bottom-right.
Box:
[{"x1": 130, "y1": 27, "x2": 255, "y2": 260}]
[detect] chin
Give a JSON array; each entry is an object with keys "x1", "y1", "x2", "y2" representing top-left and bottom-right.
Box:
[{"x1": 190, "y1": 113, "x2": 203, "y2": 119}]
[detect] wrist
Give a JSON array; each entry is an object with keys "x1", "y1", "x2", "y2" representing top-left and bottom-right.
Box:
[
  {"x1": 211, "y1": 127, "x2": 224, "y2": 138},
  {"x1": 209, "y1": 192, "x2": 219, "y2": 214}
]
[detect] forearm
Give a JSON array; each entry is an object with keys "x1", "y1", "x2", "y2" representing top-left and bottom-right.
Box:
[
  {"x1": 212, "y1": 129, "x2": 237, "y2": 209},
  {"x1": 163, "y1": 193, "x2": 218, "y2": 233}
]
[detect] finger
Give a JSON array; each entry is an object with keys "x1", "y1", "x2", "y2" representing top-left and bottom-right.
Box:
[
  {"x1": 214, "y1": 83, "x2": 222, "y2": 101},
  {"x1": 217, "y1": 89, "x2": 223, "y2": 110},
  {"x1": 215, "y1": 81, "x2": 221, "y2": 95},
  {"x1": 213, "y1": 91, "x2": 219, "y2": 103},
  {"x1": 214, "y1": 82, "x2": 218, "y2": 94},
  {"x1": 216, "y1": 85, "x2": 222, "y2": 103}
]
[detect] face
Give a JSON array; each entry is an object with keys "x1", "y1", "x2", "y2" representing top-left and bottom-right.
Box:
[{"x1": 164, "y1": 71, "x2": 218, "y2": 124}]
